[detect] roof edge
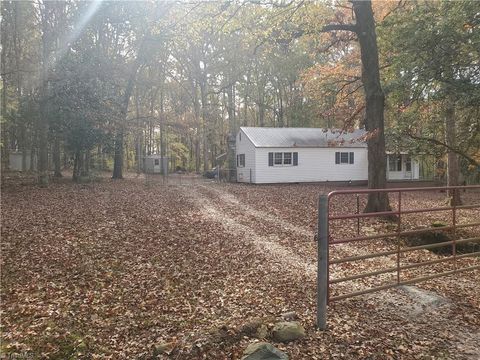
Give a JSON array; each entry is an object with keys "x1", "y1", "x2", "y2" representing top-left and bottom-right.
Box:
[
  {"x1": 239, "y1": 127, "x2": 368, "y2": 148},
  {"x1": 239, "y1": 127, "x2": 260, "y2": 147}
]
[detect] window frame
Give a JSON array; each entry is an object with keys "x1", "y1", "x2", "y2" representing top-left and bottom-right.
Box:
[
  {"x1": 388, "y1": 155, "x2": 402, "y2": 172},
  {"x1": 405, "y1": 156, "x2": 412, "y2": 172},
  {"x1": 237, "y1": 154, "x2": 245, "y2": 168},
  {"x1": 335, "y1": 151, "x2": 354, "y2": 165},
  {"x1": 269, "y1": 152, "x2": 298, "y2": 166},
  {"x1": 274, "y1": 152, "x2": 283, "y2": 165}
]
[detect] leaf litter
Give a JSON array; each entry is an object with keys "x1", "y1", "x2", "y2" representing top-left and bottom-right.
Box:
[{"x1": 1, "y1": 178, "x2": 478, "y2": 359}]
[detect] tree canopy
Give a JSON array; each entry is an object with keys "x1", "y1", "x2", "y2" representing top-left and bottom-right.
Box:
[{"x1": 1, "y1": 0, "x2": 479, "y2": 187}]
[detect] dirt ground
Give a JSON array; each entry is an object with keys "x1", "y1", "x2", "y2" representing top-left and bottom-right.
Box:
[{"x1": 1, "y1": 176, "x2": 479, "y2": 359}]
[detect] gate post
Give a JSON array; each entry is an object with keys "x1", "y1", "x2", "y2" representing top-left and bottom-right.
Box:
[{"x1": 317, "y1": 195, "x2": 329, "y2": 330}]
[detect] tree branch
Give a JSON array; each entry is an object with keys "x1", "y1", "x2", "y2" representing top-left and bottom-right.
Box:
[
  {"x1": 406, "y1": 132, "x2": 480, "y2": 167},
  {"x1": 322, "y1": 24, "x2": 357, "y2": 33}
]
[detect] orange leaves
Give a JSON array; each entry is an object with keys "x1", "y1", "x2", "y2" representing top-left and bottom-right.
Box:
[
  {"x1": 2, "y1": 176, "x2": 479, "y2": 358},
  {"x1": 301, "y1": 50, "x2": 364, "y2": 128},
  {"x1": 468, "y1": 151, "x2": 480, "y2": 172}
]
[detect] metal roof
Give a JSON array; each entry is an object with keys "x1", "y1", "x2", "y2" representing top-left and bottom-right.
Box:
[{"x1": 240, "y1": 127, "x2": 368, "y2": 148}]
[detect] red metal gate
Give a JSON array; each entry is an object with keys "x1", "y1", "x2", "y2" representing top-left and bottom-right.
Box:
[{"x1": 317, "y1": 185, "x2": 480, "y2": 329}]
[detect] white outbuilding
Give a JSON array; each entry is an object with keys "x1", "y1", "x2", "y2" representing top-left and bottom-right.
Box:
[
  {"x1": 144, "y1": 155, "x2": 169, "y2": 174},
  {"x1": 235, "y1": 127, "x2": 419, "y2": 184}
]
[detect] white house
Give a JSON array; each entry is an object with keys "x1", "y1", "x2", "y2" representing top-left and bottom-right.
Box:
[{"x1": 235, "y1": 127, "x2": 419, "y2": 184}]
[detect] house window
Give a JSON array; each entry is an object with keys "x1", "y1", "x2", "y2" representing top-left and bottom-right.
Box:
[
  {"x1": 269, "y1": 152, "x2": 298, "y2": 166},
  {"x1": 274, "y1": 152, "x2": 283, "y2": 165},
  {"x1": 237, "y1": 154, "x2": 245, "y2": 167},
  {"x1": 405, "y1": 156, "x2": 412, "y2": 172},
  {"x1": 335, "y1": 152, "x2": 354, "y2": 164},
  {"x1": 154, "y1": 159, "x2": 160, "y2": 165},
  {"x1": 389, "y1": 155, "x2": 402, "y2": 171}
]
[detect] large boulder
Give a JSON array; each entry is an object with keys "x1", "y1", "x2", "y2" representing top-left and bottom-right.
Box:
[
  {"x1": 241, "y1": 342, "x2": 288, "y2": 360},
  {"x1": 271, "y1": 322, "x2": 305, "y2": 343}
]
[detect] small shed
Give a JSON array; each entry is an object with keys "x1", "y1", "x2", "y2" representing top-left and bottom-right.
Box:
[
  {"x1": 9, "y1": 151, "x2": 36, "y2": 171},
  {"x1": 144, "y1": 155, "x2": 168, "y2": 175}
]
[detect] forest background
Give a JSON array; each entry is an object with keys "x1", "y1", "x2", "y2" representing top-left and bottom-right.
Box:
[{"x1": 1, "y1": 0, "x2": 479, "y2": 184}]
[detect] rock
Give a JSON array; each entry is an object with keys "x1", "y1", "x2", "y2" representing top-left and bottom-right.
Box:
[
  {"x1": 241, "y1": 342, "x2": 288, "y2": 360},
  {"x1": 280, "y1": 311, "x2": 298, "y2": 321},
  {"x1": 398, "y1": 285, "x2": 449, "y2": 318},
  {"x1": 255, "y1": 324, "x2": 268, "y2": 339},
  {"x1": 271, "y1": 322, "x2": 305, "y2": 343},
  {"x1": 209, "y1": 324, "x2": 236, "y2": 343},
  {"x1": 153, "y1": 341, "x2": 176, "y2": 356},
  {"x1": 240, "y1": 319, "x2": 269, "y2": 339}
]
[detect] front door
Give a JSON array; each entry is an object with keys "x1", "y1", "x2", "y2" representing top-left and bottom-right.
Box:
[
  {"x1": 154, "y1": 158, "x2": 161, "y2": 173},
  {"x1": 404, "y1": 155, "x2": 412, "y2": 179}
]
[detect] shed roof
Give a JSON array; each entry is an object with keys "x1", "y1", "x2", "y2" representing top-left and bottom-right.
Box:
[{"x1": 240, "y1": 127, "x2": 368, "y2": 148}]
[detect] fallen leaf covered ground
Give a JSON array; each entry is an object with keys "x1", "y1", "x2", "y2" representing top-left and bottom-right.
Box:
[{"x1": 1, "y1": 174, "x2": 479, "y2": 359}]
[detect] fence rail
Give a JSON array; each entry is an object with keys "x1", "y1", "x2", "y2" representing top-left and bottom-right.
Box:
[{"x1": 317, "y1": 185, "x2": 480, "y2": 329}]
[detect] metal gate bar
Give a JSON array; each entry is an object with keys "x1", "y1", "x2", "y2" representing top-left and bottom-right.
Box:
[{"x1": 317, "y1": 185, "x2": 480, "y2": 329}]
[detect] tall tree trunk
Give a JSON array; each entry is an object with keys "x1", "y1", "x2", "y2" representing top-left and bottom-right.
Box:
[
  {"x1": 148, "y1": 119, "x2": 153, "y2": 155},
  {"x1": 193, "y1": 81, "x2": 201, "y2": 173},
  {"x1": 227, "y1": 84, "x2": 235, "y2": 131},
  {"x1": 125, "y1": 139, "x2": 130, "y2": 171},
  {"x1": 226, "y1": 84, "x2": 236, "y2": 174},
  {"x1": 101, "y1": 145, "x2": 107, "y2": 170},
  {"x1": 38, "y1": 95, "x2": 49, "y2": 185},
  {"x1": 353, "y1": 1, "x2": 391, "y2": 213},
  {"x1": 276, "y1": 85, "x2": 284, "y2": 127},
  {"x1": 53, "y1": 134, "x2": 62, "y2": 177},
  {"x1": 134, "y1": 90, "x2": 142, "y2": 174},
  {"x1": 29, "y1": 130, "x2": 36, "y2": 171},
  {"x1": 112, "y1": 57, "x2": 142, "y2": 179},
  {"x1": 83, "y1": 150, "x2": 90, "y2": 177},
  {"x1": 112, "y1": 130, "x2": 124, "y2": 179},
  {"x1": 322, "y1": 1, "x2": 391, "y2": 213},
  {"x1": 63, "y1": 150, "x2": 68, "y2": 170},
  {"x1": 158, "y1": 87, "x2": 166, "y2": 174},
  {"x1": 21, "y1": 131, "x2": 27, "y2": 171},
  {"x1": 444, "y1": 100, "x2": 462, "y2": 205},
  {"x1": 1, "y1": 4, "x2": 10, "y2": 172},
  {"x1": 258, "y1": 81, "x2": 266, "y2": 127},
  {"x1": 14, "y1": 1, "x2": 25, "y2": 171},
  {"x1": 135, "y1": 133, "x2": 142, "y2": 174},
  {"x1": 73, "y1": 150, "x2": 80, "y2": 182},
  {"x1": 38, "y1": 1, "x2": 54, "y2": 186},
  {"x1": 243, "y1": 73, "x2": 250, "y2": 126},
  {"x1": 199, "y1": 75, "x2": 209, "y2": 172}
]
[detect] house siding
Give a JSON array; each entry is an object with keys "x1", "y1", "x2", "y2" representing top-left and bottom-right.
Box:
[
  {"x1": 236, "y1": 129, "x2": 256, "y2": 183},
  {"x1": 254, "y1": 147, "x2": 368, "y2": 184}
]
